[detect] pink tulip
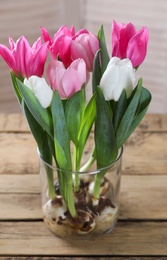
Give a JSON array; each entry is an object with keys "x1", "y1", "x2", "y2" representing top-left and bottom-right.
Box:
[
  {"x1": 46, "y1": 58, "x2": 89, "y2": 99},
  {"x1": 71, "y1": 30, "x2": 99, "y2": 72},
  {"x1": 0, "y1": 36, "x2": 48, "y2": 78},
  {"x1": 112, "y1": 20, "x2": 148, "y2": 68},
  {"x1": 41, "y1": 26, "x2": 99, "y2": 71}
]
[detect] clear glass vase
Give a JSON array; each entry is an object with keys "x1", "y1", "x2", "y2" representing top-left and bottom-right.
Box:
[{"x1": 38, "y1": 147, "x2": 123, "y2": 240}]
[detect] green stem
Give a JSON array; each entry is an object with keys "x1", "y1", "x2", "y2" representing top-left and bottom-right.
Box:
[
  {"x1": 45, "y1": 166, "x2": 56, "y2": 199},
  {"x1": 93, "y1": 169, "x2": 106, "y2": 199},
  {"x1": 66, "y1": 173, "x2": 77, "y2": 217},
  {"x1": 80, "y1": 147, "x2": 96, "y2": 172},
  {"x1": 73, "y1": 145, "x2": 80, "y2": 192}
]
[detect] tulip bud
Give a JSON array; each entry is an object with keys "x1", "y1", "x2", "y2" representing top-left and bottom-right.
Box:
[
  {"x1": 99, "y1": 57, "x2": 136, "y2": 101},
  {"x1": 46, "y1": 58, "x2": 89, "y2": 99},
  {"x1": 0, "y1": 36, "x2": 48, "y2": 78},
  {"x1": 112, "y1": 20, "x2": 148, "y2": 68},
  {"x1": 24, "y1": 76, "x2": 53, "y2": 108}
]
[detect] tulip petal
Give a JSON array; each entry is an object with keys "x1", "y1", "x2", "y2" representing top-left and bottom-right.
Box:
[
  {"x1": 100, "y1": 57, "x2": 135, "y2": 101},
  {"x1": 127, "y1": 27, "x2": 149, "y2": 68},
  {"x1": 24, "y1": 76, "x2": 53, "y2": 108},
  {"x1": 62, "y1": 68, "x2": 82, "y2": 98},
  {"x1": 112, "y1": 20, "x2": 148, "y2": 67},
  {"x1": 0, "y1": 44, "x2": 16, "y2": 72}
]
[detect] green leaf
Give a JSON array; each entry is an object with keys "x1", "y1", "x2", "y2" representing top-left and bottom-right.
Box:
[
  {"x1": 65, "y1": 88, "x2": 85, "y2": 145},
  {"x1": 16, "y1": 79, "x2": 53, "y2": 138},
  {"x1": 98, "y1": 25, "x2": 110, "y2": 75},
  {"x1": 122, "y1": 87, "x2": 152, "y2": 143},
  {"x1": 116, "y1": 78, "x2": 143, "y2": 147},
  {"x1": 113, "y1": 90, "x2": 127, "y2": 131},
  {"x1": 95, "y1": 87, "x2": 118, "y2": 169},
  {"x1": 10, "y1": 71, "x2": 22, "y2": 105},
  {"x1": 22, "y1": 101, "x2": 45, "y2": 150},
  {"x1": 92, "y1": 50, "x2": 101, "y2": 93},
  {"x1": 40, "y1": 132, "x2": 55, "y2": 199},
  {"x1": 51, "y1": 91, "x2": 72, "y2": 171},
  {"x1": 78, "y1": 93, "x2": 96, "y2": 164}
]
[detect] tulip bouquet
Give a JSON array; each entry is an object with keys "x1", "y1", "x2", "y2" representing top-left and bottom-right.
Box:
[{"x1": 0, "y1": 20, "x2": 151, "y2": 237}]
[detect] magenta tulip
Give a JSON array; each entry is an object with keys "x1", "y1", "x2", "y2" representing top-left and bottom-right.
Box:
[
  {"x1": 46, "y1": 58, "x2": 89, "y2": 99},
  {"x1": 0, "y1": 36, "x2": 48, "y2": 78},
  {"x1": 41, "y1": 26, "x2": 99, "y2": 72},
  {"x1": 41, "y1": 25, "x2": 75, "y2": 67},
  {"x1": 112, "y1": 20, "x2": 148, "y2": 68}
]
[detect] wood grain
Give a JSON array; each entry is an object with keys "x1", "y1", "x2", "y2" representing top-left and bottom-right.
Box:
[
  {"x1": 0, "y1": 175, "x2": 166, "y2": 220},
  {"x1": 0, "y1": 221, "x2": 167, "y2": 256},
  {"x1": 0, "y1": 131, "x2": 167, "y2": 175},
  {"x1": 1, "y1": 113, "x2": 167, "y2": 132}
]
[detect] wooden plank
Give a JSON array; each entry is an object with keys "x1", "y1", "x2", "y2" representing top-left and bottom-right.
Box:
[
  {"x1": 0, "y1": 113, "x2": 29, "y2": 132},
  {"x1": 0, "y1": 175, "x2": 166, "y2": 220},
  {"x1": 0, "y1": 194, "x2": 42, "y2": 219},
  {"x1": 0, "y1": 133, "x2": 38, "y2": 175},
  {"x1": 0, "y1": 175, "x2": 40, "y2": 193},
  {"x1": 123, "y1": 131, "x2": 167, "y2": 175},
  {"x1": 1, "y1": 131, "x2": 167, "y2": 175},
  {"x1": 1, "y1": 114, "x2": 167, "y2": 132},
  {"x1": 0, "y1": 258, "x2": 133, "y2": 260},
  {"x1": 0, "y1": 221, "x2": 167, "y2": 255},
  {"x1": 0, "y1": 258, "x2": 166, "y2": 260},
  {"x1": 137, "y1": 114, "x2": 167, "y2": 132}
]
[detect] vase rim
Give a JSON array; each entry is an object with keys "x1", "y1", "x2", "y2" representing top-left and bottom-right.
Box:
[{"x1": 37, "y1": 146, "x2": 123, "y2": 175}]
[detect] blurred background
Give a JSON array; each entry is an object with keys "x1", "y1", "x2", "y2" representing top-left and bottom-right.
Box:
[{"x1": 0, "y1": 0, "x2": 166, "y2": 113}]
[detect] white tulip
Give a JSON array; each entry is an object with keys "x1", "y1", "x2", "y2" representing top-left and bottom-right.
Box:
[
  {"x1": 99, "y1": 57, "x2": 136, "y2": 101},
  {"x1": 24, "y1": 76, "x2": 53, "y2": 108}
]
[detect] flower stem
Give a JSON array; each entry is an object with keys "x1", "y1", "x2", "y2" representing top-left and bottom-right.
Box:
[
  {"x1": 73, "y1": 145, "x2": 80, "y2": 192},
  {"x1": 93, "y1": 169, "x2": 106, "y2": 198},
  {"x1": 66, "y1": 173, "x2": 77, "y2": 217},
  {"x1": 45, "y1": 166, "x2": 56, "y2": 199},
  {"x1": 80, "y1": 147, "x2": 96, "y2": 172}
]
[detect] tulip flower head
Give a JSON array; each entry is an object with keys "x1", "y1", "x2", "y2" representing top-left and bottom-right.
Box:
[
  {"x1": 0, "y1": 36, "x2": 48, "y2": 78},
  {"x1": 112, "y1": 20, "x2": 149, "y2": 68},
  {"x1": 71, "y1": 30, "x2": 100, "y2": 71},
  {"x1": 46, "y1": 58, "x2": 88, "y2": 99},
  {"x1": 24, "y1": 76, "x2": 53, "y2": 108},
  {"x1": 99, "y1": 57, "x2": 136, "y2": 101},
  {"x1": 41, "y1": 26, "x2": 99, "y2": 72},
  {"x1": 41, "y1": 25, "x2": 75, "y2": 68}
]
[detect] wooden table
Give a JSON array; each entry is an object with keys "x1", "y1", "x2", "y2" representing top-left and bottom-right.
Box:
[{"x1": 0, "y1": 113, "x2": 167, "y2": 259}]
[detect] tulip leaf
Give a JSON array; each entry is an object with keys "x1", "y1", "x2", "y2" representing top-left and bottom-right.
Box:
[
  {"x1": 95, "y1": 87, "x2": 118, "y2": 169},
  {"x1": 116, "y1": 78, "x2": 143, "y2": 148},
  {"x1": 65, "y1": 88, "x2": 85, "y2": 145},
  {"x1": 16, "y1": 78, "x2": 53, "y2": 138},
  {"x1": 92, "y1": 50, "x2": 101, "y2": 93},
  {"x1": 78, "y1": 93, "x2": 96, "y2": 164},
  {"x1": 51, "y1": 91, "x2": 72, "y2": 171},
  {"x1": 122, "y1": 86, "x2": 152, "y2": 143},
  {"x1": 98, "y1": 25, "x2": 110, "y2": 75},
  {"x1": 112, "y1": 90, "x2": 127, "y2": 131},
  {"x1": 22, "y1": 100, "x2": 45, "y2": 150},
  {"x1": 10, "y1": 71, "x2": 22, "y2": 105}
]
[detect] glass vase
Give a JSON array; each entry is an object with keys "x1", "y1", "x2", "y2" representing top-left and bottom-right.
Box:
[{"x1": 38, "y1": 147, "x2": 123, "y2": 240}]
